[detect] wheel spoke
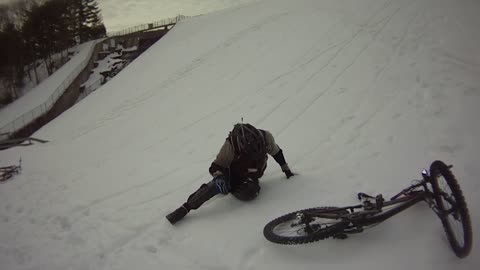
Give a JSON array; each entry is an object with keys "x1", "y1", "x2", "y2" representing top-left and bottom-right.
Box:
[
  {"x1": 265, "y1": 207, "x2": 362, "y2": 245},
  {"x1": 437, "y1": 175, "x2": 465, "y2": 247},
  {"x1": 272, "y1": 215, "x2": 339, "y2": 237}
]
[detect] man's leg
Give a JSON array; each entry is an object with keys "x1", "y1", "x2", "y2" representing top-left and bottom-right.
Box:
[
  {"x1": 185, "y1": 181, "x2": 219, "y2": 210},
  {"x1": 166, "y1": 176, "x2": 229, "y2": 224}
]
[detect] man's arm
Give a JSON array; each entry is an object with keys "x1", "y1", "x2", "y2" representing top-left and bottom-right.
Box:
[
  {"x1": 208, "y1": 139, "x2": 235, "y2": 176},
  {"x1": 263, "y1": 130, "x2": 294, "y2": 179}
]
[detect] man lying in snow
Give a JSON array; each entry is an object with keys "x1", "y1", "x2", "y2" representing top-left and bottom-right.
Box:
[{"x1": 166, "y1": 123, "x2": 294, "y2": 224}]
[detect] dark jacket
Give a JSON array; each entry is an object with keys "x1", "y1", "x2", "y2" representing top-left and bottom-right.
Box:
[{"x1": 209, "y1": 129, "x2": 289, "y2": 184}]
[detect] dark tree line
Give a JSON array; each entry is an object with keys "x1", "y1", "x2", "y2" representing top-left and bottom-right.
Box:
[{"x1": 0, "y1": 0, "x2": 106, "y2": 105}]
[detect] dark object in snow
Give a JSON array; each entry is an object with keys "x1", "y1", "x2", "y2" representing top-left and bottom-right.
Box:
[
  {"x1": 0, "y1": 137, "x2": 49, "y2": 150},
  {"x1": 166, "y1": 122, "x2": 294, "y2": 224},
  {"x1": 0, "y1": 159, "x2": 22, "y2": 182},
  {"x1": 166, "y1": 205, "x2": 189, "y2": 225},
  {"x1": 263, "y1": 160, "x2": 472, "y2": 259}
]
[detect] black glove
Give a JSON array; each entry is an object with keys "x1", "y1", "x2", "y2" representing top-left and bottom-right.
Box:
[{"x1": 284, "y1": 169, "x2": 294, "y2": 179}]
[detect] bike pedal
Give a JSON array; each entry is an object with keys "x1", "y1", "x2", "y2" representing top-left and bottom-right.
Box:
[{"x1": 357, "y1": 192, "x2": 374, "y2": 200}]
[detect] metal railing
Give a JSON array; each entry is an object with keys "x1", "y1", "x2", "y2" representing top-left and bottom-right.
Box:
[
  {"x1": 0, "y1": 15, "x2": 191, "y2": 141},
  {"x1": 0, "y1": 42, "x2": 98, "y2": 140},
  {"x1": 107, "y1": 15, "x2": 189, "y2": 37}
]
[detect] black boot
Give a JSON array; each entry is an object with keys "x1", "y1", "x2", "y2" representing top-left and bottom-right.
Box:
[
  {"x1": 166, "y1": 204, "x2": 189, "y2": 225},
  {"x1": 166, "y1": 181, "x2": 219, "y2": 225}
]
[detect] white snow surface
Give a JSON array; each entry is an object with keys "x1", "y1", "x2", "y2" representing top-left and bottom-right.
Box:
[
  {"x1": 1, "y1": 0, "x2": 479, "y2": 269},
  {"x1": 0, "y1": 41, "x2": 97, "y2": 128}
]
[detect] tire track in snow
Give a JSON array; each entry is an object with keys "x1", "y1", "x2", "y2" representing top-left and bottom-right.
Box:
[
  {"x1": 369, "y1": 2, "x2": 423, "y2": 84},
  {"x1": 116, "y1": 173, "x2": 207, "y2": 211},
  {"x1": 102, "y1": 11, "x2": 292, "y2": 121},
  {"x1": 276, "y1": 0, "x2": 411, "y2": 136},
  {"x1": 251, "y1": 19, "x2": 346, "y2": 97},
  {"x1": 292, "y1": 0, "x2": 397, "y2": 94},
  {"x1": 70, "y1": 165, "x2": 185, "y2": 215},
  {"x1": 253, "y1": 0, "x2": 397, "y2": 130},
  {"x1": 256, "y1": 0, "x2": 415, "y2": 169},
  {"x1": 253, "y1": 24, "x2": 356, "y2": 126},
  {"x1": 327, "y1": 0, "x2": 423, "y2": 136},
  {"x1": 69, "y1": 11, "x2": 292, "y2": 142}
]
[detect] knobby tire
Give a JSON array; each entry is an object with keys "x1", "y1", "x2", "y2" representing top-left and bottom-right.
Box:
[
  {"x1": 263, "y1": 207, "x2": 347, "y2": 245},
  {"x1": 430, "y1": 160, "x2": 472, "y2": 258}
]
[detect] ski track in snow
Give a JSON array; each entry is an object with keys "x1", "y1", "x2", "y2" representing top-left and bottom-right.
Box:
[{"x1": 275, "y1": 0, "x2": 406, "y2": 135}]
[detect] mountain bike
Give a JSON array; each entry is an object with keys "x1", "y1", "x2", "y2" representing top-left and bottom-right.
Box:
[{"x1": 263, "y1": 160, "x2": 472, "y2": 258}]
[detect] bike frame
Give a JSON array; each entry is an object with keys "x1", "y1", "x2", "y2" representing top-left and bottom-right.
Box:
[
  {"x1": 353, "y1": 190, "x2": 427, "y2": 226},
  {"x1": 307, "y1": 172, "x2": 437, "y2": 230},
  {"x1": 355, "y1": 170, "x2": 438, "y2": 225}
]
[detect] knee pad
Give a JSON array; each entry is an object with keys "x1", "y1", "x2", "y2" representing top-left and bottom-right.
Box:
[{"x1": 186, "y1": 182, "x2": 218, "y2": 210}]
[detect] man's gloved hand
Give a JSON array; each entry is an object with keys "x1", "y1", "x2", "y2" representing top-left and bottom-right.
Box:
[
  {"x1": 281, "y1": 164, "x2": 295, "y2": 179},
  {"x1": 213, "y1": 174, "x2": 231, "y2": 194},
  {"x1": 284, "y1": 169, "x2": 295, "y2": 179}
]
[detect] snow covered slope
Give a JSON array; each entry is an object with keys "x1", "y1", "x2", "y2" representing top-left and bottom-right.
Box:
[{"x1": 0, "y1": 0, "x2": 479, "y2": 269}]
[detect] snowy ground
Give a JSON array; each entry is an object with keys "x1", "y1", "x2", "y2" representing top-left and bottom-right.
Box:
[{"x1": 0, "y1": 0, "x2": 479, "y2": 269}]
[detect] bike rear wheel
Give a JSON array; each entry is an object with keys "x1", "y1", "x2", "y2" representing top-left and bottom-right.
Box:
[
  {"x1": 263, "y1": 207, "x2": 348, "y2": 245},
  {"x1": 429, "y1": 160, "x2": 472, "y2": 258}
]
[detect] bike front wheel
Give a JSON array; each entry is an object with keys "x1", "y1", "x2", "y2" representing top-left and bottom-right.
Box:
[
  {"x1": 263, "y1": 207, "x2": 348, "y2": 245},
  {"x1": 430, "y1": 160, "x2": 472, "y2": 258}
]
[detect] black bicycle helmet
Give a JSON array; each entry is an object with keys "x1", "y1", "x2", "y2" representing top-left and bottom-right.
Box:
[{"x1": 230, "y1": 123, "x2": 266, "y2": 160}]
